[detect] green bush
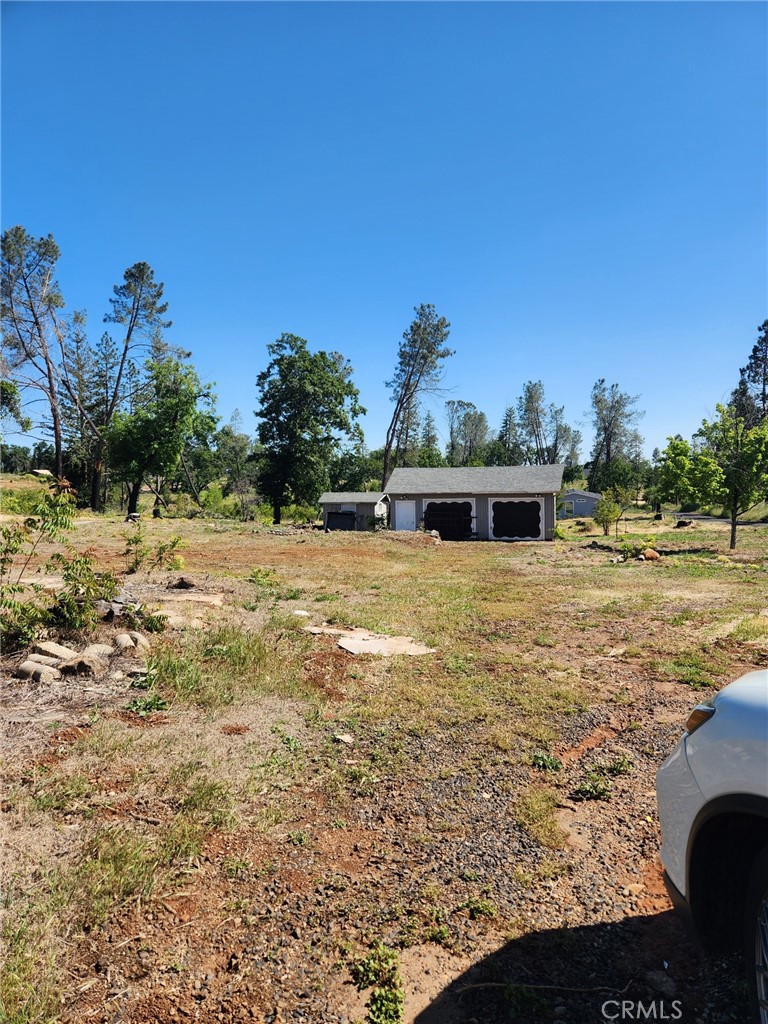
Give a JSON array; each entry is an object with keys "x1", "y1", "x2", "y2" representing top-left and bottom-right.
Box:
[{"x1": 0, "y1": 487, "x2": 47, "y2": 515}]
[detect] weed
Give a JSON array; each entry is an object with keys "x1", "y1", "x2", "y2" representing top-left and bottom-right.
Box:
[
  {"x1": 346, "y1": 764, "x2": 379, "y2": 796},
  {"x1": 272, "y1": 725, "x2": 302, "y2": 753},
  {"x1": 596, "y1": 752, "x2": 633, "y2": 777},
  {"x1": 122, "y1": 521, "x2": 184, "y2": 573},
  {"x1": 222, "y1": 856, "x2": 251, "y2": 879},
  {"x1": 530, "y1": 750, "x2": 563, "y2": 773},
  {"x1": 458, "y1": 896, "x2": 497, "y2": 919},
  {"x1": 730, "y1": 616, "x2": 768, "y2": 641},
  {"x1": 572, "y1": 774, "x2": 612, "y2": 801},
  {"x1": 125, "y1": 693, "x2": 169, "y2": 716},
  {"x1": 658, "y1": 651, "x2": 716, "y2": 689},
  {"x1": 424, "y1": 923, "x2": 452, "y2": 947},
  {"x1": 158, "y1": 818, "x2": 205, "y2": 863},
  {"x1": 75, "y1": 826, "x2": 159, "y2": 927},
  {"x1": 351, "y1": 943, "x2": 404, "y2": 1024},
  {"x1": 459, "y1": 868, "x2": 479, "y2": 882},
  {"x1": 0, "y1": 479, "x2": 116, "y2": 648},
  {"x1": 287, "y1": 830, "x2": 309, "y2": 847},
  {"x1": 30, "y1": 771, "x2": 92, "y2": 813}
]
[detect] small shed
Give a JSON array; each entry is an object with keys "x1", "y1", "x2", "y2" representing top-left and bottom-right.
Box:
[
  {"x1": 385, "y1": 465, "x2": 564, "y2": 541},
  {"x1": 560, "y1": 489, "x2": 601, "y2": 518},
  {"x1": 319, "y1": 492, "x2": 389, "y2": 532}
]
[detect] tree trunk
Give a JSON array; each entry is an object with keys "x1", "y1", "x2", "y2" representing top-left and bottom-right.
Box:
[
  {"x1": 127, "y1": 479, "x2": 142, "y2": 516},
  {"x1": 730, "y1": 513, "x2": 738, "y2": 550},
  {"x1": 272, "y1": 498, "x2": 282, "y2": 524},
  {"x1": 91, "y1": 438, "x2": 106, "y2": 511}
]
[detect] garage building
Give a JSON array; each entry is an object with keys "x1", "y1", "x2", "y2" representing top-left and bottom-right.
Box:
[
  {"x1": 319, "y1": 492, "x2": 389, "y2": 531},
  {"x1": 385, "y1": 465, "x2": 564, "y2": 541}
]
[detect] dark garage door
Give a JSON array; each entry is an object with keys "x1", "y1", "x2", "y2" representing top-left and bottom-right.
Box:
[
  {"x1": 491, "y1": 500, "x2": 542, "y2": 540},
  {"x1": 423, "y1": 501, "x2": 474, "y2": 541}
]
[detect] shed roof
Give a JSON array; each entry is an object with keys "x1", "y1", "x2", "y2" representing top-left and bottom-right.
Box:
[
  {"x1": 385, "y1": 465, "x2": 564, "y2": 495},
  {"x1": 318, "y1": 491, "x2": 387, "y2": 504},
  {"x1": 564, "y1": 488, "x2": 601, "y2": 499}
]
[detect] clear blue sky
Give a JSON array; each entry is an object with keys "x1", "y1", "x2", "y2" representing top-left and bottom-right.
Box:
[{"x1": 3, "y1": 1, "x2": 766, "y2": 460}]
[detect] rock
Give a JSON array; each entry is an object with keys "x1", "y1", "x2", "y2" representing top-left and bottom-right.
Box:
[
  {"x1": 125, "y1": 512, "x2": 141, "y2": 522},
  {"x1": 674, "y1": 519, "x2": 692, "y2": 529},
  {"x1": 31, "y1": 468, "x2": 53, "y2": 477},
  {"x1": 292, "y1": 610, "x2": 311, "y2": 617},
  {"x1": 58, "y1": 654, "x2": 108, "y2": 677},
  {"x1": 82, "y1": 643, "x2": 115, "y2": 659},
  {"x1": 33, "y1": 640, "x2": 79, "y2": 660},
  {"x1": 93, "y1": 599, "x2": 114, "y2": 619},
  {"x1": 128, "y1": 631, "x2": 151, "y2": 651},
  {"x1": 334, "y1": 734, "x2": 354, "y2": 746},
  {"x1": 643, "y1": 548, "x2": 661, "y2": 561},
  {"x1": 114, "y1": 633, "x2": 136, "y2": 651},
  {"x1": 27, "y1": 653, "x2": 61, "y2": 667},
  {"x1": 15, "y1": 660, "x2": 61, "y2": 682}
]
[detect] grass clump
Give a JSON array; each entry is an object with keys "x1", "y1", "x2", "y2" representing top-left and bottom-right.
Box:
[
  {"x1": 146, "y1": 621, "x2": 309, "y2": 708},
  {"x1": 514, "y1": 787, "x2": 566, "y2": 848}
]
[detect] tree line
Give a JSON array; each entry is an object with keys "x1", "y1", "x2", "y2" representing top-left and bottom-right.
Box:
[{"x1": 2, "y1": 226, "x2": 766, "y2": 543}]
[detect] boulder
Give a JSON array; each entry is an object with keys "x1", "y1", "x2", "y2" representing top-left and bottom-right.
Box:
[
  {"x1": 58, "y1": 654, "x2": 108, "y2": 677},
  {"x1": 82, "y1": 643, "x2": 116, "y2": 659},
  {"x1": 15, "y1": 660, "x2": 61, "y2": 682},
  {"x1": 128, "y1": 631, "x2": 150, "y2": 651},
  {"x1": 33, "y1": 640, "x2": 79, "y2": 660},
  {"x1": 27, "y1": 653, "x2": 60, "y2": 667},
  {"x1": 114, "y1": 633, "x2": 136, "y2": 651},
  {"x1": 643, "y1": 548, "x2": 661, "y2": 561}
]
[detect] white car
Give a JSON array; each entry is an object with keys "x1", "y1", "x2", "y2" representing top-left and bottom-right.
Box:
[{"x1": 656, "y1": 669, "x2": 768, "y2": 1023}]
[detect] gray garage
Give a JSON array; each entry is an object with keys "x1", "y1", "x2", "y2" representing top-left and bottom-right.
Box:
[{"x1": 385, "y1": 466, "x2": 564, "y2": 541}]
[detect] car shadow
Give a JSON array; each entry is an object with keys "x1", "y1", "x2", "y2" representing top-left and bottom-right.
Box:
[{"x1": 413, "y1": 909, "x2": 745, "y2": 1024}]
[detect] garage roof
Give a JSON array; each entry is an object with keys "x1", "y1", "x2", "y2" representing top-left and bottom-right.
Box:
[
  {"x1": 318, "y1": 492, "x2": 387, "y2": 504},
  {"x1": 386, "y1": 465, "x2": 564, "y2": 495}
]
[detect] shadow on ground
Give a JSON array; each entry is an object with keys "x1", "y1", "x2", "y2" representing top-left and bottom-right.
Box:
[{"x1": 414, "y1": 910, "x2": 748, "y2": 1024}]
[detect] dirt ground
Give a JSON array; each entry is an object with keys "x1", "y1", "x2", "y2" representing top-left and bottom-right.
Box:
[{"x1": 2, "y1": 514, "x2": 767, "y2": 1024}]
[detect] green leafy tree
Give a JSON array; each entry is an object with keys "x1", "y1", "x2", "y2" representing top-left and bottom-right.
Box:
[
  {"x1": 657, "y1": 437, "x2": 697, "y2": 507},
  {"x1": 382, "y1": 304, "x2": 452, "y2": 486},
  {"x1": 695, "y1": 405, "x2": 768, "y2": 549},
  {"x1": 0, "y1": 443, "x2": 32, "y2": 473},
  {"x1": 593, "y1": 494, "x2": 622, "y2": 536},
  {"x1": 107, "y1": 357, "x2": 206, "y2": 515},
  {"x1": 255, "y1": 334, "x2": 365, "y2": 523},
  {"x1": 658, "y1": 408, "x2": 768, "y2": 548}
]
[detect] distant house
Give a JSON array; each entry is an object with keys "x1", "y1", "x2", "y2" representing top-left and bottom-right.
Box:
[
  {"x1": 560, "y1": 488, "x2": 601, "y2": 518},
  {"x1": 385, "y1": 465, "x2": 564, "y2": 541},
  {"x1": 318, "y1": 492, "x2": 389, "y2": 532}
]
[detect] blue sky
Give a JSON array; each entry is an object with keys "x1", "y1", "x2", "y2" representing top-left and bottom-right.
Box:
[{"x1": 3, "y1": 1, "x2": 766, "y2": 461}]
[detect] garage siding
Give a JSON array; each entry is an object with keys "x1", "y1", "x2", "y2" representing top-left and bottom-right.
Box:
[{"x1": 395, "y1": 493, "x2": 556, "y2": 539}]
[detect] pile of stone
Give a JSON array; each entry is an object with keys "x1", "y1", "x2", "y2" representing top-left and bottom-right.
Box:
[{"x1": 14, "y1": 633, "x2": 150, "y2": 684}]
